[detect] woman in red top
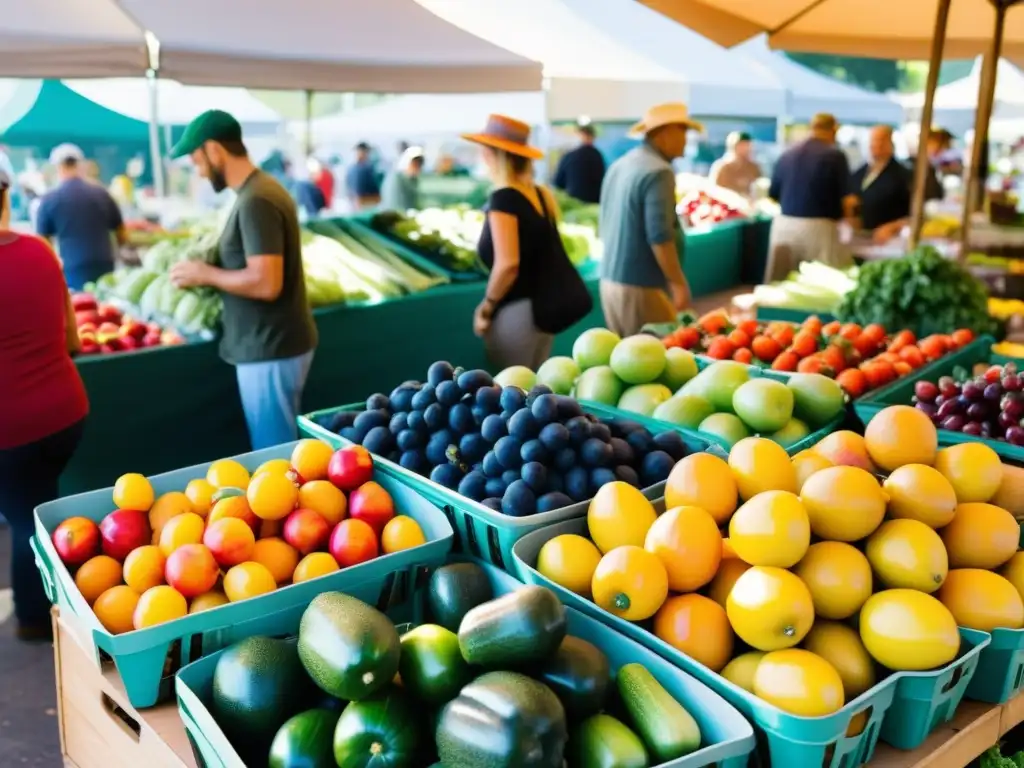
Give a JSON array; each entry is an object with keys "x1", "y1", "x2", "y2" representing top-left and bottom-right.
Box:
[{"x1": 0, "y1": 172, "x2": 88, "y2": 640}]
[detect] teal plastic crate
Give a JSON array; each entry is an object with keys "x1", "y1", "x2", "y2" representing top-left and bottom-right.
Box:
[
  {"x1": 299, "y1": 402, "x2": 720, "y2": 571},
  {"x1": 853, "y1": 335, "x2": 1024, "y2": 460},
  {"x1": 754, "y1": 307, "x2": 837, "y2": 324},
  {"x1": 511, "y1": 517, "x2": 991, "y2": 766},
  {"x1": 31, "y1": 441, "x2": 454, "y2": 710},
  {"x1": 965, "y1": 627, "x2": 1024, "y2": 704},
  {"x1": 176, "y1": 557, "x2": 757, "y2": 768}
]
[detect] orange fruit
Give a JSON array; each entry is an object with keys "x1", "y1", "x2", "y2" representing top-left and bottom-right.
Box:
[
  {"x1": 863, "y1": 405, "x2": 938, "y2": 472},
  {"x1": 123, "y1": 545, "x2": 166, "y2": 593},
  {"x1": 206, "y1": 459, "x2": 250, "y2": 490},
  {"x1": 297, "y1": 481, "x2": 347, "y2": 526},
  {"x1": 184, "y1": 478, "x2": 216, "y2": 517},
  {"x1": 203, "y1": 517, "x2": 256, "y2": 568},
  {"x1": 799, "y1": 466, "x2": 887, "y2": 542},
  {"x1": 664, "y1": 454, "x2": 738, "y2": 524},
  {"x1": 293, "y1": 552, "x2": 340, "y2": 583},
  {"x1": 158, "y1": 512, "x2": 206, "y2": 556},
  {"x1": 247, "y1": 471, "x2": 299, "y2": 521},
  {"x1": 223, "y1": 562, "x2": 277, "y2": 602},
  {"x1": 1000, "y1": 552, "x2": 1024, "y2": 603},
  {"x1": 794, "y1": 541, "x2": 873, "y2": 620},
  {"x1": 754, "y1": 649, "x2": 845, "y2": 716},
  {"x1": 937, "y1": 569, "x2": 1024, "y2": 632},
  {"x1": 866, "y1": 519, "x2": 948, "y2": 593},
  {"x1": 726, "y1": 566, "x2": 814, "y2": 651},
  {"x1": 934, "y1": 443, "x2": 1004, "y2": 503},
  {"x1": 721, "y1": 538, "x2": 738, "y2": 559},
  {"x1": 252, "y1": 537, "x2": 301, "y2": 585},
  {"x1": 812, "y1": 431, "x2": 875, "y2": 472},
  {"x1": 190, "y1": 591, "x2": 229, "y2": 614},
  {"x1": 93, "y1": 585, "x2": 141, "y2": 634},
  {"x1": 148, "y1": 492, "x2": 194, "y2": 537},
  {"x1": 728, "y1": 438, "x2": 797, "y2": 500},
  {"x1": 380, "y1": 516, "x2": 427, "y2": 554},
  {"x1": 291, "y1": 439, "x2": 334, "y2": 482},
  {"x1": 74, "y1": 555, "x2": 123, "y2": 605},
  {"x1": 803, "y1": 621, "x2": 877, "y2": 699},
  {"x1": 882, "y1": 464, "x2": 958, "y2": 529},
  {"x1": 113, "y1": 472, "x2": 154, "y2": 512},
  {"x1": 792, "y1": 450, "x2": 833, "y2": 492},
  {"x1": 728, "y1": 491, "x2": 810, "y2": 568},
  {"x1": 941, "y1": 502, "x2": 1019, "y2": 570},
  {"x1": 644, "y1": 506, "x2": 722, "y2": 592},
  {"x1": 164, "y1": 544, "x2": 220, "y2": 599},
  {"x1": 254, "y1": 458, "x2": 293, "y2": 478},
  {"x1": 208, "y1": 495, "x2": 259, "y2": 530},
  {"x1": 859, "y1": 589, "x2": 960, "y2": 671},
  {"x1": 653, "y1": 594, "x2": 734, "y2": 672},
  {"x1": 133, "y1": 585, "x2": 188, "y2": 629},
  {"x1": 537, "y1": 534, "x2": 602, "y2": 596},
  {"x1": 708, "y1": 558, "x2": 751, "y2": 608},
  {"x1": 721, "y1": 651, "x2": 765, "y2": 692},
  {"x1": 591, "y1": 546, "x2": 668, "y2": 622}
]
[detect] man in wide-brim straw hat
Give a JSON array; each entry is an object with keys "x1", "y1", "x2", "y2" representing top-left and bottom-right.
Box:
[{"x1": 598, "y1": 103, "x2": 697, "y2": 337}]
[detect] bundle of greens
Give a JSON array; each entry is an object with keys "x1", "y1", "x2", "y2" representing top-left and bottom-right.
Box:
[{"x1": 837, "y1": 246, "x2": 1001, "y2": 338}]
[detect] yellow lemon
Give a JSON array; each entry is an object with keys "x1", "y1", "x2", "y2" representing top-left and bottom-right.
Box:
[{"x1": 113, "y1": 473, "x2": 154, "y2": 512}]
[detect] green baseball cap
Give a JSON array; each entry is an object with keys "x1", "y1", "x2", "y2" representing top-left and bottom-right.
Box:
[{"x1": 170, "y1": 110, "x2": 243, "y2": 159}]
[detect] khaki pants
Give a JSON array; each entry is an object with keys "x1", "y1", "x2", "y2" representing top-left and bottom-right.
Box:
[
  {"x1": 599, "y1": 280, "x2": 676, "y2": 337},
  {"x1": 765, "y1": 215, "x2": 851, "y2": 283}
]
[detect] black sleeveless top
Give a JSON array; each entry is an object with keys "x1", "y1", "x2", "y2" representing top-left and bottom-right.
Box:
[{"x1": 477, "y1": 187, "x2": 553, "y2": 309}]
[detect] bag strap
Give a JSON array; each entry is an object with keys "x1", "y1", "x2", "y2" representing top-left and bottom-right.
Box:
[{"x1": 534, "y1": 185, "x2": 556, "y2": 227}]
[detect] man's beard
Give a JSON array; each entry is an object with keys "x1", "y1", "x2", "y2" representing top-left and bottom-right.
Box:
[{"x1": 208, "y1": 165, "x2": 227, "y2": 193}]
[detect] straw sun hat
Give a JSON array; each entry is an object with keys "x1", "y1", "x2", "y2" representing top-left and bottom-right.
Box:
[
  {"x1": 462, "y1": 114, "x2": 543, "y2": 160},
  {"x1": 628, "y1": 103, "x2": 704, "y2": 138}
]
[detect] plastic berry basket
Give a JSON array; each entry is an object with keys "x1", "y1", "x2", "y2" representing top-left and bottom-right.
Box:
[
  {"x1": 512, "y1": 516, "x2": 991, "y2": 766},
  {"x1": 299, "y1": 403, "x2": 721, "y2": 571},
  {"x1": 175, "y1": 556, "x2": 756, "y2": 768},
  {"x1": 31, "y1": 442, "x2": 453, "y2": 709}
]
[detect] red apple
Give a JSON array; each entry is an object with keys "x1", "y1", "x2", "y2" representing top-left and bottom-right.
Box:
[
  {"x1": 71, "y1": 293, "x2": 97, "y2": 312},
  {"x1": 146, "y1": 322, "x2": 162, "y2": 335},
  {"x1": 283, "y1": 508, "x2": 331, "y2": 555},
  {"x1": 165, "y1": 544, "x2": 219, "y2": 598},
  {"x1": 75, "y1": 309, "x2": 100, "y2": 327},
  {"x1": 348, "y1": 481, "x2": 394, "y2": 535},
  {"x1": 101, "y1": 339, "x2": 123, "y2": 354},
  {"x1": 327, "y1": 446, "x2": 374, "y2": 492},
  {"x1": 119, "y1": 336, "x2": 139, "y2": 351},
  {"x1": 97, "y1": 305, "x2": 122, "y2": 323},
  {"x1": 99, "y1": 509, "x2": 151, "y2": 561},
  {"x1": 121, "y1": 320, "x2": 147, "y2": 341},
  {"x1": 141, "y1": 333, "x2": 162, "y2": 348},
  {"x1": 80, "y1": 340, "x2": 101, "y2": 356},
  {"x1": 52, "y1": 516, "x2": 101, "y2": 566}
]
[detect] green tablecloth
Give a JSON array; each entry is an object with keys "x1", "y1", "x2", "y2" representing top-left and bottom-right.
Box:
[{"x1": 62, "y1": 220, "x2": 762, "y2": 495}]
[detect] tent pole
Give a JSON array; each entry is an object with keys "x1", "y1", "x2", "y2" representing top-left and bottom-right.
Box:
[
  {"x1": 146, "y1": 68, "x2": 166, "y2": 198},
  {"x1": 909, "y1": 0, "x2": 951, "y2": 249},
  {"x1": 303, "y1": 89, "x2": 314, "y2": 158},
  {"x1": 959, "y1": 0, "x2": 1009, "y2": 255}
]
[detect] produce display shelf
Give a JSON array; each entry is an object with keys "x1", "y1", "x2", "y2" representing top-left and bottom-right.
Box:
[
  {"x1": 853, "y1": 336, "x2": 1024, "y2": 461},
  {"x1": 32, "y1": 441, "x2": 454, "y2": 710},
  {"x1": 175, "y1": 557, "x2": 757, "y2": 768},
  {"x1": 299, "y1": 402, "x2": 721, "y2": 570},
  {"x1": 512, "y1": 516, "x2": 991, "y2": 766},
  {"x1": 754, "y1": 306, "x2": 837, "y2": 324}
]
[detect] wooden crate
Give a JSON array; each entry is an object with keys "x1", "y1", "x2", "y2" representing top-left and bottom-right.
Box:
[{"x1": 53, "y1": 608, "x2": 196, "y2": 768}]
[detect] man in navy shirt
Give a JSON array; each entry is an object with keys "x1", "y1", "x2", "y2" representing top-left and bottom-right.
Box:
[
  {"x1": 345, "y1": 141, "x2": 381, "y2": 210},
  {"x1": 765, "y1": 114, "x2": 853, "y2": 281},
  {"x1": 554, "y1": 120, "x2": 606, "y2": 203},
  {"x1": 36, "y1": 144, "x2": 125, "y2": 290},
  {"x1": 849, "y1": 125, "x2": 912, "y2": 244}
]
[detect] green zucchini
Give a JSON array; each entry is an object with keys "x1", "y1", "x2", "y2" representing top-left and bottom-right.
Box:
[
  {"x1": 436, "y1": 671, "x2": 567, "y2": 768},
  {"x1": 398, "y1": 624, "x2": 471, "y2": 705},
  {"x1": 333, "y1": 687, "x2": 422, "y2": 767},
  {"x1": 570, "y1": 714, "x2": 649, "y2": 768},
  {"x1": 428, "y1": 562, "x2": 494, "y2": 632},
  {"x1": 617, "y1": 663, "x2": 701, "y2": 761},
  {"x1": 536, "y1": 636, "x2": 611, "y2": 720},
  {"x1": 269, "y1": 709, "x2": 338, "y2": 768},
  {"x1": 458, "y1": 586, "x2": 566, "y2": 668}
]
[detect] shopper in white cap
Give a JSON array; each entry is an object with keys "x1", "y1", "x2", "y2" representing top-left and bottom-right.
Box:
[
  {"x1": 380, "y1": 145, "x2": 425, "y2": 212},
  {"x1": 598, "y1": 103, "x2": 696, "y2": 337},
  {"x1": 36, "y1": 143, "x2": 126, "y2": 290}
]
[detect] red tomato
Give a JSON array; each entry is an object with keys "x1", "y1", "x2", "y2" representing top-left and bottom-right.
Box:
[{"x1": 329, "y1": 519, "x2": 379, "y2": 568}]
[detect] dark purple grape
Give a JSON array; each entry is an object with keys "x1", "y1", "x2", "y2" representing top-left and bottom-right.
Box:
[
  {"x1": 937, "y1": 399, "x2": 962, "y2": 419},
  {"x1": 963, "y1": 421, "x2": 984, "y2": 436},
  {"x1": 915, "y1": 401, "x2": 938, "y2": 419},
  {"x1": 938, "y1": 376, "x2": 959, "y2": 398},
  {"x1": 914, "y1": 380, "x2": 940, "y2": 403},
  {"x1": 934, "y1": 394, "x2": 947, "y2": 407},
  {"x1": 941, "y1": 415, "x2": 966, "y2": 431},
  {"x1": 999, "y1": 411, "x2": 1018, "y2": 429},
  {"x1": 1004, "y1": 374, "x2": 1022, "y2": 392},
  {"x1": 1008, "y1": 426, "x2": 1024, "y2": 445},
  {"x1": 968, "y1": 403, "x2": 990, "y2": 421},
  {"x1": 981, "y1": 421, "x2": 995, "y2": 438},
  {"x1": 962, "y1": 382, "x2": 984, "y2": 401},
  {"x1": 985, "y1": 383, "x2": 1004, "y2": 401},
  {"x1": 1003, "y1": 395, "x2": 1024, "y2": 420},
  {"x1": 991, "y1": 423, "x2": 1007, "y2": 440}
]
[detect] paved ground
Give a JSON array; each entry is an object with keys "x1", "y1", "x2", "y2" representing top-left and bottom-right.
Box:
[{"x1": 0, "y1": 525, "x2": 63, "y2": 766}]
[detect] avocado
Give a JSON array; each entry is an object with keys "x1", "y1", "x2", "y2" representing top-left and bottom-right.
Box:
[
  {"x1": 536, "y1": 636, "x2": 611, "y2": 720},
  {"x1": 269, "y1": 708, "x2": 339, "y2": 768},
  {"x1": 459, "y1": 586, "x2": 567, "y2": 668},
  {"x1": 427, "y1": 562, "x2": 494, "y2": 633},
  {"x1": 398, "y1": 624, "x2": 472, "y2": 706}
]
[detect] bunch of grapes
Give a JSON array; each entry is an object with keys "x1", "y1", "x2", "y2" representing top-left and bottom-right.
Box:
[{"x1": 913, "y1": 363, "x2": 1024, "y2": 445}]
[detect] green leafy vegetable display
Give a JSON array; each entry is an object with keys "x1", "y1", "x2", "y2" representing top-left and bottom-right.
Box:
[
  {"x1": 837, "y1": 246, "x2": 1002, "y2": 338},
  {"x1": 980, "y1": 745, "x2": 1024, "y2": 768}
]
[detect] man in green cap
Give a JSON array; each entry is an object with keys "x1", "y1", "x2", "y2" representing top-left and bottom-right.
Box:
[{"x1": 168, "y1": 110, "x2": 318, "y2": 450}]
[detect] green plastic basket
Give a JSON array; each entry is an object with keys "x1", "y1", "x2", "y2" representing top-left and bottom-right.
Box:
[
  {"x1": 299, "y1": 403, "x2": 721, "y2": 571},
  {"x1": 964, "y1": 627, "x2": 1024, "y2": 704},
  {"x1": 31, "y1": 442, "x2": 454, "y2": 710},
  {"x1": 754, "y1": 307, "x2": 837, "y2": 324},
  {"x1": 512, "y1": 517, "x2": 991, "y2": 765},
  {"x1": 853, "y1": 336, "x2": 1024, "y2": 460},
  {"x1": 175, "y1": 557, "x2": 757, "y2": 768}
]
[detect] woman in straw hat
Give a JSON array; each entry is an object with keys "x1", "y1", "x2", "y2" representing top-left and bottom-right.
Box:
[{"x1": 463, "y1": 115, "x2": 562, "y2": 369}]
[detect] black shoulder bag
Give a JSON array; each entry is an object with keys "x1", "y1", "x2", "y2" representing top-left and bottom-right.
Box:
[{"x1": 530, "y1": 186, "x2": 593, "y2": 334}]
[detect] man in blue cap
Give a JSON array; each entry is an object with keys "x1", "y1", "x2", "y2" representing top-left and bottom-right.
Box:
[{"x1": 168, "y1": 110, "x2": 318, "y2": 450}]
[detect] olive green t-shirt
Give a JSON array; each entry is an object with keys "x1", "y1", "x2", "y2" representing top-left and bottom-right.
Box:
[{"x1": 217, "y1": 170, "x2": 318, "y2": 364}]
